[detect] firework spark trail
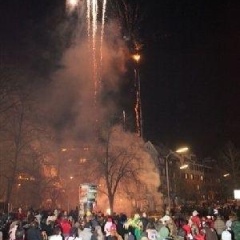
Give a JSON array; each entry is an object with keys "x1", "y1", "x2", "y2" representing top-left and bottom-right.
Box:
[
  {"x1": 92, "y1": 0, "x2": 98, "y2": 99},
  {"x1": 87, "y1": 0, "x2": 91, "y2": 39},
  {"x1": 135, "y1": 93, "x2": 140, "y2": 137},
  {"x1": 134, "y1": 69, "x2": 142, "y2": 137},
  {"x1": 67, "y1": 0, "x2": 107, "y2": 103},
  {"x1": 100, "y1": 0, "x2": 107, "y2": 64}
]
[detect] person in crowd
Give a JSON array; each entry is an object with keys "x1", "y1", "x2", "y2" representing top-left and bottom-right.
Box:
[
  {"x1": 231, "y1": 211, "x2": 240, "y2": 240},
  {"x1": 67, "y1": 227, "x2": 82, "y2": 240},
  {"x1": 79, "y1": 222, "x2": 93, "y2": 240},
  {"x1": 158, "y1": 216, "x2": 170, "y2": 240},
  {"x1": 145, "y1": 221, "x2": 158, "y2": 240},
  {"x1": 116, "y1": 214, "x2": 128, "y2": 240},
  {"x1": 213, "y1": 215, "x2": 225, "y2": 240},
  {"x1": 108, "y1": 223, "x2": 123, "y2": 240},
  {"x1": 127, "y1": 214, "x2": 143, "y2": 240},
  {"x1": 167, "y1": 216, "x2": 178, "y2": 239},
  {"x1": 26, "y1": 220, "x2": 42, "y2": 240},
  {"x1": 193, "y1": 228, "x2": 205, "y2": 240},
  {"x1": 91, "y1": 225, "x2": 104, "y2": 240},
  {"x1": 191, "y1": 211, "x2": 201, "y2": 231},
  {"x1": 141, "y1": 213, "x2": 149, "y2": 233},
  {"x1": 9, "y1": 220, "x2": 19, "y2": 240},
  {"x1": 177, "y1": 219, "x2": 188, "y2": 240},
  {"x1": 48, "y1": 226, "x2": 63, "y2": 240},
  {"x1": 191, "y1": 224, "x2": 199, "y2": 240},
  {"x1": 41, "y1": 217, "x2": 54, "y2": 238},
  {"x1": 202, "y1": 221, "x2": 218, "y2": 240},
  {"x1": 140, "y1": 232, "x2": 149, "y2": 240},
  {"x1": 17, "y1": 208, "x2": 25, "y2": 221},
  {"x1": 221, "y1": 220, "x2": 234, "y2": 240},
  {"x1": 60, "y1": 216, "x2": 72, "y2": 239},
  {"x1": 182, "y1": 219, "x2": 191, "y2": 238},
  {"x1": 105, "y1": 217, "x2": 115, "y2": 240},
  {"x1": 15, "y1": 227, "x2": 25, "y2": 240}
]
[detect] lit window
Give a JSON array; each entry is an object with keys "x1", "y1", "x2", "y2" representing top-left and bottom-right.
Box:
[
  {"x1": 190, "y1": 174, "x2": 194, "y2": 180},
  {"x1": 197, "y1": 185, "x2": 200, "y2": 190},
  {"x1": 80, "y1": 158, "x2": 87, "y2": 163},
  {"x1": 185, "y1": 173, "x2": 188, "y2": 179},
  {"x1": 200, "y1": 175, "x2": 204, "y2": 181}
]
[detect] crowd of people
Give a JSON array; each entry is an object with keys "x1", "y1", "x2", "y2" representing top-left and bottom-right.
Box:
[{"x1": 0, "y1": 204, "x2": 240, "y2": 240}]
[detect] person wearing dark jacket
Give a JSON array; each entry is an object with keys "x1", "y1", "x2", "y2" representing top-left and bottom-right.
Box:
[{"x1": 26, "y1": 220, "x2": 42, "y2": 240}]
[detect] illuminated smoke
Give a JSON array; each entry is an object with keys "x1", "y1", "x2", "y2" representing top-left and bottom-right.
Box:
[
  {"x1": 67, "y1": 0, "x2": 107, "y2": 100},
  {"x1": 66, "y1": 0, "x2": 79, "y2": 12}
]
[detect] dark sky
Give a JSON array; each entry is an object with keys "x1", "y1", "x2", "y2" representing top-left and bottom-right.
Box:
[
  {"x1": 140, "y1": 0, "x2": 240, "y2": 157},
  {"x1": 1, "y1": 0, "x2": 240, "y2": 158}
]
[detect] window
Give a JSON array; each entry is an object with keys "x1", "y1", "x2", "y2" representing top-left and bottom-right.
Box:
[
  {"x1": 200, "y1": 175, "x2": 204, "y2": 181},
  {"x1": 185, "y1": 173, "x2": 188, "y2": 179},
  {"x1": 79, "y1": 158, "x2": 87, "y2": 163},
  {"x1": 190, "y1": 174, "x2": 194, "y2": 180}
]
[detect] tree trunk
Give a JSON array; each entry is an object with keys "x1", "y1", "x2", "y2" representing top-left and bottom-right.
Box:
[{"x1": 108, "y1": 193, "x2": 114, "y2": 214}]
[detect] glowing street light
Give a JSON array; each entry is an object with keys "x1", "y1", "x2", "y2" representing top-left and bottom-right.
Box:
[
  {"x1": 180, "y1": 164, "x2": 189, "y2": 170},
  {"x1": 176, "y1": 147, "x2": 189, "y2": 153},
  {"x1": 132, "y1": 53, "x2": 141, "y2": 63},
  {"x1": 67, "y1": 0, "x2": 79, "y2": 9},
  {"x1": 165, "y1": 147, "x2": 189, "y2": 211},
  {"x1": 223, "y1": 173, "x2": 230, "y2": 177}
]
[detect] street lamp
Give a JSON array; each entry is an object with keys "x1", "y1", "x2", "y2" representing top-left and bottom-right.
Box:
[
  {"x1": 132, "y1": 53, "x2": 141, "y2": 63},
  {"x1": 165, "y1": 147, "x2": 189, "y2": 212},
  {"x1": 179, "y1": 164, "x2": 189, "y2": 170}
]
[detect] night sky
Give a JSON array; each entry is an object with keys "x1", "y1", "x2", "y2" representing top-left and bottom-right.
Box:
[
  {"x1": 140, "y1": 0, "x2": 240, "y2": 157},
  {"x1": 1, "y1": 0, "x2": 240, "y2": 158}
]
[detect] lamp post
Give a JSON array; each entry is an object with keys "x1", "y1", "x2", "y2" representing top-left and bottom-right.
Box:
[{"x1": 165, "y1": 147, "x2": 189, "y2": 212}]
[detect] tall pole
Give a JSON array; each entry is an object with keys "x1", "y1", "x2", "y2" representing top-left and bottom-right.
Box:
[
  {"x1": 166, "y1": 155, "x2": 171, "y2": 211},
  {"x1": 165, "y1": 147, "x2": 189, "y2": 213}
]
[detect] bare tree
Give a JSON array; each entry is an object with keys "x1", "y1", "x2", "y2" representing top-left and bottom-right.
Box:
[
  {"x1": 93, "y1": 125, "x2": 145, "y2": 213},
  {"x1": 0, "y1": 82, "x2": 55, "y2": 207},
  {"x1": 219, "y1": 141, "x2": 240, "y2": 188}
]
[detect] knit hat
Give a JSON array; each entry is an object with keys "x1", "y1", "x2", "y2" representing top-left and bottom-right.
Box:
[{"x1": 192, "y1": 210, "x2": 199, "y2": 216}]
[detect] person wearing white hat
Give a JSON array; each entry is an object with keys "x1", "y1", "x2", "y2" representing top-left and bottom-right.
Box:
[{"x1": 191, "y1": 210, "x2": 201, "y2": 230}]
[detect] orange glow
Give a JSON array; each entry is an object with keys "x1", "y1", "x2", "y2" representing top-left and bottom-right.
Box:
[
  {"x1": 67, "y1": 0, "x2": 79, "y2": 8},
  {"x1": 132, "y1": 54, "x2": 141, "y2": 63}
]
